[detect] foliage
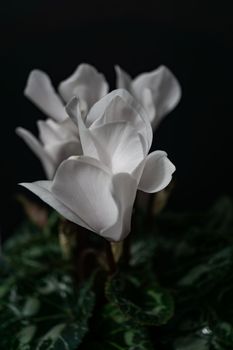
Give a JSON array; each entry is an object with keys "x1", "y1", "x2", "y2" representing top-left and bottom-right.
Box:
[
  {"x1": 0, "y1": 213, "x2": 95, "y2": 350},
  {"x1": 1, "y1": 196, "x2": 233, "y2": 349}
]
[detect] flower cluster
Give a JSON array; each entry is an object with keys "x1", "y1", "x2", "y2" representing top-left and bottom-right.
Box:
[{"x1": 17, "y1": 64, "x2": 181, "y2": 241}]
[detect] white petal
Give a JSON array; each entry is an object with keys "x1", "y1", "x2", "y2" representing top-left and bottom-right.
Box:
[
  {"x1": 45, "y1": 140, "x2": 82, "y2": 165},
  {"x1": 86, "y1": 89, "x2": 142, "y2": 126},
  {"x1": 91, "y1": 121, "x2": 144, "y2": 174},
  {"x1": 141, "y1": 88, "x2": 156, "y2": 124},
  {"x1": 51, "y1": 156, "x2": 118, "y2": 233},
  {"x1": 92, "y1": 95, "x2": 140, "y2": 126},
  {"x1": 87, "y1": 90, "x2": 152, "y2": 154},
  {"x1": 66, "y1": 96, "x2": 145, "y2": 170},
  {"x1": 138, "y1": 150, "x2": 176, "y2": 193},
  {"x1": 115, "y1": 65, "x2": 132, "y2": 90},
  {"x1": 102, "y1": 173, "x2": 137, "y2": 242},
  {"x1": 46, "y1": 118, "x2": 79, "y2": 141},
  {"x1": 75, "y1": 103, "x2": 109, "y2": 164},
  {"x1": 131, "y1": 157, "x2": 147, "y2": 184},
  {"x1": 58, "y1": 64, "x2": 109, "y2": 114},
  {"x1": 38, "y1": 119, "x2": 81, "y2": 172},
  {"x1": 65, "y1": 96, "x2": 82, "y2": 127},
  {"x1": 24, "y1": 70, "x2": 67, "y2": 121},
  {"x1": 132, "y1": 65, "x2": 181, "y2": 128},
  {"x1": 20, "y1": 181, "x2": 92, "y2": 230},
  {"x1": 37, "y1": 120, "x2": 62, "y2": 146},
  {"x1": 16, "y1": 127, "x2": 55, "y2": 179}
]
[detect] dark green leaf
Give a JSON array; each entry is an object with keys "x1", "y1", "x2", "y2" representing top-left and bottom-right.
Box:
[
  {"x1": 106, "y1": 272, "x2": 174, "y2": 326},
  {"x1": 81, "y1": 303, "x2": 154, "y2": 350}
]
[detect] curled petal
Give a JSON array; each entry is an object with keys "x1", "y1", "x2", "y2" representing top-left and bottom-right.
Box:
[
  {"x1": 67, "y1": 97, "x2": 146, "y2": 170},
  {"x1": 46, "y1": 118, "x2": 79, "y2": 141},
  {"x1": 16, "y1": 127, "x2": 55, "y2": 179},
  {"x1": 24, "y1": 70, "x2": 67, "y2": 121},
  {"x1": 37, "y1": 120, "x2": 63, "y2": 146},
  {"x1": 87, "y1": 89, "x2": 152, "y2": 153},
  {"x1": 115, "y1": 65, "x2": 132, "y2": 90},
  {"x1": 102, "y1": 173, "x2": 137, "y2": 242},
  {"x1": 138, "y1": 150, "x2": 176, "y2": 193},
  {"x1": 141, "y1": 88, "x2": 156, "y2": 124},
  {"x1": 20, "y1": 181, "x2": 92, "y2": 230},
  {"x1": 21, "y1": 157, "x2": 117, "y2": 234},
  {"x1": 44, "y1": 140, "x2": 82, "y2": 165},
  {"x1": 74, "y1": 100, "x2": 109, "y2": 164},
  {"x1": 132, "y1": 65, "x2": 181, "y2": 128},
  {"x1": 51, "y1": 156, "x2": 118, "y2": 233},
  {"x1": 91, "y1": 121, "x2": 144, "y2": 174},
  {"x1": 131, "y1": 157, "x2": 147, "y2": 184},
  {"x1": 65, "y1": 96, "x2": 82, "y2": 127},
  {"x1": 58, "y1": 63, "x2": 109, "y2": 114}
]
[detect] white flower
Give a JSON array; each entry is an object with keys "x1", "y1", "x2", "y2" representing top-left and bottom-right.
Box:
[
  {"x1": 21, "y1": 90, "x2": 175, "y2": 242},
  {"x1": 115, "y1": 65, "x2": 181, "y2": 129},
  {"x1": 16, "y1": 119, "x2": 81, "y2": 179},
  {"x1": 67, "y1": 88, "x2": 153, "y2": 155},
  {"x1": 24, "y1": 64, "x2": 109, "y2": 121},
  {"x1": 16, "y1": 64, "x2": 109, "y2": 178}
]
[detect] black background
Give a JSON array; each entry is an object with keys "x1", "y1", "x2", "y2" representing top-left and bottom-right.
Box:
[{"x1": 1, "y1": 0, "x2": 233, "y2": 237}]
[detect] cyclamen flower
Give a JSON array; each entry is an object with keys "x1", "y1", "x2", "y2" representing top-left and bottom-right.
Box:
[
  {"x1": 16, "y1": 119, "x2": 81, "y2": 179},
  {"x1": 115, "y1": 65, "x2": 181, "y2": 129},
  {"x1": 21, "y1": 90, "x2": 175, "y2": 242},
  {"x1": 16, "y1": 64, "x2": 108, "y2": 178},
  {"x1": 23, "y1": 63, "x2": 108, "y2": 121},
  {"x1": 17, "y1": 64, "x2": 181, "y2": 180}
]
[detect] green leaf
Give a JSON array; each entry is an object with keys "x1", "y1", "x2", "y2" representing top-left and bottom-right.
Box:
[
  {"x1": 81, "y1": 303, "x2": 154, "y2": 350},
  {"x1": 206, "y1": 196, "x2": 233, "y2": 233},
  {"x1": 130, "y1": 237, "x2": 157, "y2": 267},
  {"x1": 18, "y1": 325, "x2": 37, "y2": 349},
  {"x1": 0, "y1": 266, "x2": 95, "y2": 350},
  {"x1": 211, "y1": 322, "x2": 233, "y2": 349},
  {"x1": 36, "y1": 323, "x2": 83, "y2": 350},
  {"x1": 22, "y1": 297, "x2": 40, "y2": 317},
  {"x1": 178, "y1": 247, "x2": 233, "y2": 290},
  {"x1": 106, "y1": 271, "x2": 174, "y2": 326},
  {"x1": 33, "y1": 277, "x2": 95, "y2": 349},
  {"x1": 2, "y1": 197, "x2": 233, "y2": 349},
  {"x1": 0, "y1": 276, "x2": 15, "y2": 298},
  {"x1": 175, "y1": 336, "x2": 209, "y2": 350}
]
